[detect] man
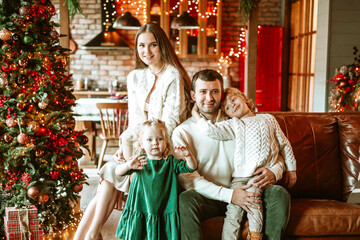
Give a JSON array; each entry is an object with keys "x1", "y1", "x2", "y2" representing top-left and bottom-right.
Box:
[{"x1": 172, "y1": 69, "x2": 290, "y2": 239}]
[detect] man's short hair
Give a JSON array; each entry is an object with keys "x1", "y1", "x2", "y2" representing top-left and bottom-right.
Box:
[{"x1": 191, "y1": 69, "x2": 224, "y2": 91}]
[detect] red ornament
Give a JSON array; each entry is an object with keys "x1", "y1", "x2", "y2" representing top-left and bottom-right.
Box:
[
  {"x1": 17, "y1": 133, "x2": 29, "y2": 144},
  {"x1": 1, "y1": 62, "x2": 10, "y2": 72},
  {"x1": 64, "y1": 155, "x2": 72, "y2": 163},
  {"x1": 73, "y1": 184, "x2": 83, "y2": 193},
  {"x1": 37, "y1": 127, "x2": 47, "y2": 136},
  {"x1": 39, "y1": 193, "x2": 49, "y2": 203},
  {"x1": 50, "y1": 170, "x2": 59, "y2": 179},
  {"x1": 27, "y1": 186, "x2": 39, "y2": 199}
]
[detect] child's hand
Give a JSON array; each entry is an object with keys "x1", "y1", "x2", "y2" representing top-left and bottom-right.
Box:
[
  {"x1": 128, "y1": 155, "x2": 147, "y2": 170},
  {"x1": 174, "y1": 146, "x2": 191, "y2": 158},
  {"x1": 192, "y1": 104, "x2": 201, "y2": 121},
  {"x1": 285, "y1": 171, "x2": 297, "y2": 188}
]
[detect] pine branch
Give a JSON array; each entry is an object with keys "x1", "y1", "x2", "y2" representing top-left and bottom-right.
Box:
[{"x1": 238, "y1": 0, "x2": 260, "y2": 24}]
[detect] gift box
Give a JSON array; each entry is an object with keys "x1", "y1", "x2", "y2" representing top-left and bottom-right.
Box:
[
  {"x1": 4, "y1": 217, "x2": 40, "y2": 233},
  {"x1": 5, "y1": 228, "x2": 43, "y2": 240},
  {"x1": 5, "y1": 206, "x2": 38, "y2": 221}
]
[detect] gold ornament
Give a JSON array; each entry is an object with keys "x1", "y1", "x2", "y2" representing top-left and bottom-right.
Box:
[
  {"x1": 17, "y1": 133, "x2": 29, "y2": 144},
  {"x1": 35, "y1": 149, "x2": 44, "y2": 157},
  {"x1": 38, "y1": 101, "x2": 48, "y2": 109},
  {"x1": 18, "y1": 59, "x2": 28, "y2": 67},
  {"x1": 29, "y1": 121, "x2": 40, "y2": 132},
  {"x1": 0, "y1": 73, "x2": 8, "y2": 86},
  {"x1": 5, "y1": 118, "x2": 17, "y2": 127},
  {"x1": 27, "y1": 187, "x2": 40, "y2": 198},
  {"x1": 0, "y1": 29, "x2": 12, "y2": 41},
  {"x1": 4, "y1": 133, "x2": 13, "y2": 142}
]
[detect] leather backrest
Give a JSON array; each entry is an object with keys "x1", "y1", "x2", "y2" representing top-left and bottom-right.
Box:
[{"x1": 269, "y1": 112, "x2": 360, "y2": 201}]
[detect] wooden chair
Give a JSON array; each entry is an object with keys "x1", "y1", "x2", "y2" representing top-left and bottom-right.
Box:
[{"x1": 96, "y1": 102, "x2": 128, "y2": 170}]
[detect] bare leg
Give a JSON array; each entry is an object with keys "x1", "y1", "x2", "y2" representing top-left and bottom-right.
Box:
[
  {"x1": 73, "y1": 196, "x2": 97, "y2": 240},
  {"x1": 84, "y1": 180, "x2": 120, "y2": 240}
]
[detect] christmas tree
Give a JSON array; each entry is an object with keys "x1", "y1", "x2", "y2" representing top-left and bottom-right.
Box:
[
  {"x1": 0, "y1": 0, "x2": 88, "y2": 235},
  {"x1": 328, "y1": 46, "x2": 360, "y2": 112}
]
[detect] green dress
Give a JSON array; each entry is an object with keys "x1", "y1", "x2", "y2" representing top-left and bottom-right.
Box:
[{"x1": 115, "y1": 155, "x2": 195, "y2": 240}]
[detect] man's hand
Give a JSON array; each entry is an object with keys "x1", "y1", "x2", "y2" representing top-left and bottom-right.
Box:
[
  {"x1": 231, "y1": 185, "x2": 261, "y2": 215},
  {"x1": 252, "y1": 167, "x2": 276, "y2": 189}
]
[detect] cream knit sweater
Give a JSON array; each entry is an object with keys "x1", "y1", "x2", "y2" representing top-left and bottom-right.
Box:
[
  {"x1": 197, "y1": 114, "x2": 296, "y2": 181},
  {"x1": 120, "y1": 65, "x2": 187, "y2": 142}
]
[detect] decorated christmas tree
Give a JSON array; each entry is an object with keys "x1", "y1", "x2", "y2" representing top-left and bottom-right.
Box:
[
  {"x1": 329, "y1": 46, "x2": 360, "y2": 112},
  {"x1": 0, "y1": 0, "x2": 87, "y2": 235}
]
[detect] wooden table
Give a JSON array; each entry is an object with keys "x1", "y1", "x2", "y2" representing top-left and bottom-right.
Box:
[{"x1": 73, "y1": 90, "x2": 127, "y2": 99}]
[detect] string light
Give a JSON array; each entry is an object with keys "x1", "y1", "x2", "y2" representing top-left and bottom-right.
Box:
[{"x1": 218, "y1": 28, "x2": 247, "y2": 73}]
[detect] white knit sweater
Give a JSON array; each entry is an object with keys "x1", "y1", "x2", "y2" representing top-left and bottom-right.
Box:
[
  {"x1": 120, "y1": 65, "x2": 187, "y2": 142},
  {"x1": 197, "y1": 114, "x2": 296, "y2": 181}
]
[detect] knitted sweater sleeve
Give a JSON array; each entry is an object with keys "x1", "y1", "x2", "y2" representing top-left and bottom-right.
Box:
[
  {"x1": 161, "y1": 69, "x2": 186, "y2": 136},
  {"x1": 120, "y1": 71, "x2": 143, "y2": 142},
  {"x1": 196, "y1": 118, "x2": 236, "y2": 141},
  {"x1": 270, "y1": 115, "x2": 297, "y2": 171}
]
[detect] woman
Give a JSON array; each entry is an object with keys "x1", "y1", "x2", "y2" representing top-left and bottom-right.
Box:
[{"x1": 73, "y1": 22, "x2": 192, "y2": 240}]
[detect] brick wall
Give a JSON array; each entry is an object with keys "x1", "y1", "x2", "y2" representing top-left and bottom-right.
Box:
[{"x1": 52, "y1": 0, "x2": 282, "y2": 89}]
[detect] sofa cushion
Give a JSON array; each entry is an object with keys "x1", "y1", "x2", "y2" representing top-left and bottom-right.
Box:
[
  {"x1": 336, "y1": 114, "x2": 360, "y2": 201},
  {"x1": 201, "y1": 199, "x2": 360, "y2": 239},
  {"x1": 272, "y1": 114, "x2": 342, "y2": 200},
  {"x1": 286, "y1": 198, "x2": 360, "y2": 236}
]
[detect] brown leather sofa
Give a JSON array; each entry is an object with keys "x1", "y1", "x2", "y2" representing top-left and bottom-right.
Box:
[{"x1": 201, "y1": 112, "x2": 360, "y2": 240}]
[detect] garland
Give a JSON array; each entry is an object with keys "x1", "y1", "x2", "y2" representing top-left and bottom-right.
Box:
[
  {"x1": 64, "y1": 0, "x2": 82, "y2": 20},
  {"x1": 238, "y1": 0, "x2": 260, "y2": 24}
]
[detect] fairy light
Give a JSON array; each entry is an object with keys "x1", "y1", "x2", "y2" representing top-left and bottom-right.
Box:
[
  {"x1": 218, "y1": 28, "x2": 247, "y2": 73},
  {"x1": 116, "y1": 0, "x2": 146, "y2": 23},
  {"x1": 102, "y1": 0, "x2": 117, "y2": 32}
]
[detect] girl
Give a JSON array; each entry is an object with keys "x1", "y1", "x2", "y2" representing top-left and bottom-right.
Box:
[
  {"x1": 74, "y1": 22, "x2": 192, "y2": 240},
  {"x1": 115, "y1": 119, "x2": 197, "y2": 240},
  {"x1": 192, "y1": 87, "x2": 297, "y2": 240}
]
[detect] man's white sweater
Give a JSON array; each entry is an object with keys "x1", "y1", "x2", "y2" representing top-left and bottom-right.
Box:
[{"x1": 172, "y1": 115, "x2": 285, "y2": 204}]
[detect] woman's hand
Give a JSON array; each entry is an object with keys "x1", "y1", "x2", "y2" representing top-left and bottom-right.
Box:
[{"x1": 114, "y1": 147, "x2": 126, "y2": 163}]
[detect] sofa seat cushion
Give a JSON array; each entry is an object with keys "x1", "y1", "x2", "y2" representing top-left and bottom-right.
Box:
[{"x1": 286, "y1": 198, "x2": 360, "y2": 236}]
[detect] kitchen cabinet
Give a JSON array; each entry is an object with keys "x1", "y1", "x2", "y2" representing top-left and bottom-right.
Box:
[{"x1": 147, "y1": 0, "x2": 221, "y2": 58}]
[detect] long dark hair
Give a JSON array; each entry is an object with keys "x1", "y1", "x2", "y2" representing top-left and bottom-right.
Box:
[{"x1": 134, "y1": 23, "x2": 192, "y2": 111}]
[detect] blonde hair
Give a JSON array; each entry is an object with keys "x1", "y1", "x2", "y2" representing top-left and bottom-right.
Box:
[
  {"x1": 221, "y1": 88, "x2": 256, "y2": 114},
  {"x1": 135, "y1": 119, "x2": 173, "y2": 158}
]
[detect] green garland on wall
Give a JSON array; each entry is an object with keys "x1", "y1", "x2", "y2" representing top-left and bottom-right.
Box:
[
  {"x1": 64, "y1": 0, "x2": 82, "y2": 20},
  {"x1": 238, "y1": 0, "x2": 260, "y2": 23}
]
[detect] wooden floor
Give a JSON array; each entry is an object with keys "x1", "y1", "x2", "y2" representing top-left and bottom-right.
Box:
[{"x1": 43, "y1": 211, "x2": 121, "y2": 240}]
